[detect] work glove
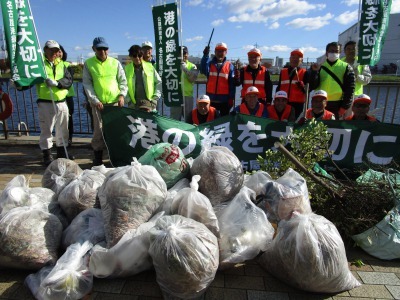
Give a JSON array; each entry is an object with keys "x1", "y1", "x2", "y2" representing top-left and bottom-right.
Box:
[
  {"x1": 203, "y1": 46, "x2": 210, "y2": 56},
  {"x1": 45, "y1": 78, "x2": 58, "y2": 87}
]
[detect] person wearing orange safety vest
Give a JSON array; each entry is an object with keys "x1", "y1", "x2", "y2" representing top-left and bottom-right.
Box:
[
  {"x1": 345, "y1": 94, "x2": 377, "y2": 121},
  {"x1": 201, "y1": 42, "x2": 235, "y2": 116},
  {"x1": 232, "y1": 86, "x2": 268, "y2": 117},
  {"x1": 187, "y1": 95, "x2": 220, "y2": 125},
  {"x1": 267, "y1": 91, "x2": 296, "y2": 122},
  {"x1": 234, "y1": 48, "x2": 273, "y2": 105},
  {"x1": 296, "y1": 90, "x2": 335, "y2": 124},
  {"x1": 276, "y1": 49, "x2": 319, "y2": 119}
]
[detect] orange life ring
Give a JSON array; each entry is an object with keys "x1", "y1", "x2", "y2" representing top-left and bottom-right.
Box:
[{"x1": 0, "y1": 91, "x2": 13, "y2": 121}]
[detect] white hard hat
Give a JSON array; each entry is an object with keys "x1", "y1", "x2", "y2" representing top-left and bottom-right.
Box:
[
  {"x1": 246, "y1": 86, "x2": 259, "y2": 95},
  {"x1": 354, "y1": 94, "x2": 371, "y2": 104},
  {"x1": 45, "y1": 40, "x2": 60, "y2": 49},
  {"x1": 142, "y1": 41, "x2": 153, "y2": 48},
  {"x1": 275, "y1": 91, "x2": 288, "y2": 99},
  {"x1": 215, "y1": 42, "x2": 228, "y2": 51},
  {"x1": 247, "y1": 48, "x2": 262, "y2": 57},
  {"x1": 312, "y1": 90, "x2": 328, "y2": 100},
  {"x1": 197, "y1": 95, "x2": 210, "y2": 103}
]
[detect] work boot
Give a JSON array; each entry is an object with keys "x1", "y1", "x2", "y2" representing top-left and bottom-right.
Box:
[
  {"x1": 93, "y1": 150, "x2": 103, "y2": 166},
  {"x1": 57, "y1": 147, "x2": 75, "y2": 160},
  {"x1": 42, "y1": 149, "x2": 54, "y2": 166}
]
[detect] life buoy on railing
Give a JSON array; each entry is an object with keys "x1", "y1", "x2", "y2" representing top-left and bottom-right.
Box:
[{"x1": 0, "y1": 91, "x2": 13, "y2": 121}]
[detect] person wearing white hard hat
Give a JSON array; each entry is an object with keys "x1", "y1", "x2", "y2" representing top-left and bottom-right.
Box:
[
  {"x1": 232, "y1": 86, "x2": 268, "y2": 117},
  {"x1": 276, "y1": 48, "x2": 319, "y2": 119},
  {"x1": 311, "y1": 42, "x2": 355, "y2": 120},
  {"x1": 141, "y1": 41, "x2": 156, "y2": 65},
  {"x1": 187, "y1": 94, "x2": 220, "y2": 125},
  {"x1": 201, "y1": 42, "x2": 235, "y2": 116},
  {"x1": 345, "y1": 94, "x2": 377, "y2": 121},
  {"x1": 296, "y1": 90, "x2": 335, "y2": 124},
  {"x1": 267, "y1": 91, "x2": 295, "y2": 122},
  {"x1": 234, "y1": 47, "x2": 273, "y2": 106}
]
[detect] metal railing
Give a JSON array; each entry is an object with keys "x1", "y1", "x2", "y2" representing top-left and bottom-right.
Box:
[{"x1": 1, "y1": 78, "x2": 399, "y2": 138}]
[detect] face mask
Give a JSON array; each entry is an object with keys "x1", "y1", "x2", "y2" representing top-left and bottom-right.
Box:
[{"x1": 327, "y1": 53, "x2": 340, "y2": 62}]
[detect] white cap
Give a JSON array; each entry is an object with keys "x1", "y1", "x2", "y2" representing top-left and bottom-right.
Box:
[
  {"x1": 197, "y1": 95, "x2": 210, "y2": 103},
  {"x1": 275, "y1": 91, "x2": 288, "y2": 99},
  {"x1": 312, "y1": 90, "x2": 328, "y2": 100},
  {"x1": 354, "y1": 94, "x2": 371, "y2": 104},
  {"x1": 45, "y1": 40, "x2": 60, "y2": 49},
  {"x1": 246, "y1": 86, "x2": 259, "y2": 95},
  {"x1": 247, "y1": 48, "x2": 262, "y2": 57},
  {"x1": 142, "y1": 41, "x2": 153, "y2": 48},
  {"x1": 215, "y1": 42, "x2": 228, "y2": 51}
]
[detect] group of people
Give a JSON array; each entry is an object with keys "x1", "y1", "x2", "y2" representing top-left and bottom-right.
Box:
[{"x1": 34, "y1": 36, "x2": 375, "y2": 166}]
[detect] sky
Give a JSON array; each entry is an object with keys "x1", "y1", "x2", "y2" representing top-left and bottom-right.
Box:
[{"x1": 1, "y1": 0, "x2": 400, "y2": 64}]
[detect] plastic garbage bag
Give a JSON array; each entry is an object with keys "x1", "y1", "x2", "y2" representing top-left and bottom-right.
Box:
[
  {"x1": 191, "y1": 146, "x2": 244, "y2": 206},
  {"x1": 25, "y1": 241, "x2": 93, "y2": 300},
  {"x1": 216, "y1": 186, "x2": 275, "y2": 268},
  {"x1": 89, "y1": 212, "x2": 164, "y2": 278},
  {"x1": 0, "y1": 207, "x2": 63, "y2": 270},
  {"x1": 170, "y1": 175, "x2": 219, "y2": 237},
  {"x1": 42, "y1": 159, "x2": 83, "y2": 195},
  {"x1": 259, "y1": 212, "x2": 360, "y2": 293},
  {"x1": 155, "y1": 178, "x2": 190, "y2": 215},
  {"x1": 138, "y1": 142, "x2": 190, "y2": 189},
  {"x1": 148, "y1": 215, "x2": 219, "y2": 299},
  {"x1": 98, "y1": 159, "x2": 167, "y2": 248},
  {"x1": 58, "y1": 169, "x2": 106, "y2": 221},
  {"x1": 62, "y1": 208, "x2": 105, "y2": 249}
]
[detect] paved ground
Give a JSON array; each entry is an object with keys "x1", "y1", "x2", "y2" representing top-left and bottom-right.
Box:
[{"x1": 1, "y1": 135, "x2": 400, "y2": 300}]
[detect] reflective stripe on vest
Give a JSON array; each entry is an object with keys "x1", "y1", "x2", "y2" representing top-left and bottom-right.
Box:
[
  {"x1": 206, "y1": 62, "x2": 231, "y2": 95},
  {"x1": 85, "y1": 56, "x2": 120, "y2": 104},
  {"x1": 279, "y1": 68, "x2": 306, "y2": 103},
  {"x1": 239, "y1": 102, "x2": 265, "y2": 117},
  {"x1": 192, "y1": 106, "x2": 217, "y2": 125},
  {"x1": 267, "y1": 104, "x2": 292, "y2": 120},
  {"x1": 305, "y1": 109, "x2": 334, "y2": 120},
  {"x1": 125, "y1": 61, "x2": 155, "y2": 105},
  {"x1": 240, "y1": 66, "x2": 267, "y2": 99}
]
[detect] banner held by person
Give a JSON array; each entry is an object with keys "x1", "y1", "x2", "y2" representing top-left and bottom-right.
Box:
[
  {"x1": 358, "y1": 0, "x2": 392, "y2": 66},
  {"x1": 152, "y1": 2, "x2": 182, "y2": 107},
  {"x1": 0, "y1": 0, "x2": 46, "y2": 87},
  {"x1": 102, "y1": 106, "x2": 400, "y2": 170}
]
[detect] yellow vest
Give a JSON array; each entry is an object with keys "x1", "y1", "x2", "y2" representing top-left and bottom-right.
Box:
[
  {"x1": 125, "y1": 61, "x2": 155, "y2": 105},
  {"x1": 341, "y1": 56, "x2": 366, "y2": 95},
  {"x1": 36, "y1": 59, "x2": 69, "y2": 101},
  {"x1": 85, "y1": 56, "x2": 120, "y2": 104},
  {"x1": 182, "y1": 61, "x2": 195, "y2": 96},
  {"x1": 318, "y1": 60, "x2": 347, "y2": 101}
]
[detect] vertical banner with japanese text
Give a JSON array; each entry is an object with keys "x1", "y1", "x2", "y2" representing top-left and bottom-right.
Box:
[
  {"x1": 358, "y1": 0, "x2": 392, "y2": 66},
  {"x1": 152, "y1": 2, "x2": 182, "y2": 107},
  {"x1": 0, "y1": 0, "x2": 46, "y2": 87}
]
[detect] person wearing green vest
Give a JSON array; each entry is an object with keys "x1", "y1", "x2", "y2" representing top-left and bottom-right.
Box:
[
  {"x1": 342, "y1": 41, "x2": 372, "y2": 95},
  {"x1": 37, "y1": 40, "x2": 73, "y2": 165},
  {"x1": 58, "y1": 45, "x2": 75, "y2": 147},
  {"x1": 124, "y1": 44, "x2": 161, "y2": 112},
  {"x1": 312, "y1": 42, "x2": 355, "y2": 119},
  {"x1": 170, "y1": 46, "x2": 199, "y2": 121},
  {"x1": 83, "y1": 37, "x2": 128, "y2": 166}
]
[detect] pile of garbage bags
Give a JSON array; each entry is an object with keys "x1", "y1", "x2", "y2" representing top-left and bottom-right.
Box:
[{"x1": 0, "y1": 143, "x2": 360, "y2": 299}]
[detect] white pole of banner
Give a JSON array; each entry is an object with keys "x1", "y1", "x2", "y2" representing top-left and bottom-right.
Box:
[{"x1": 178, "y1": 0, "x2": 186, "y2": 121}]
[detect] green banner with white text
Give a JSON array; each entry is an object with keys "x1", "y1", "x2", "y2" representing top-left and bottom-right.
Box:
[
  {"x1": 152, "y1": 2, "x2": 182, "y2": 107},
  {"x1": 0, "y1": 0, "x2": 46, "y2": 87},
  {"x1": 102, "y1": 107, "x2": 400, "y2": 170},
  {"x1": 358, "y1": 0, "x2": 392, "y2": 66}
]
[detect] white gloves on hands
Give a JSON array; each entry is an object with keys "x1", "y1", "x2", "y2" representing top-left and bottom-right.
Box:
[{"x1": 45, "y1": 78, "x2": 58, "y2": 87}]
